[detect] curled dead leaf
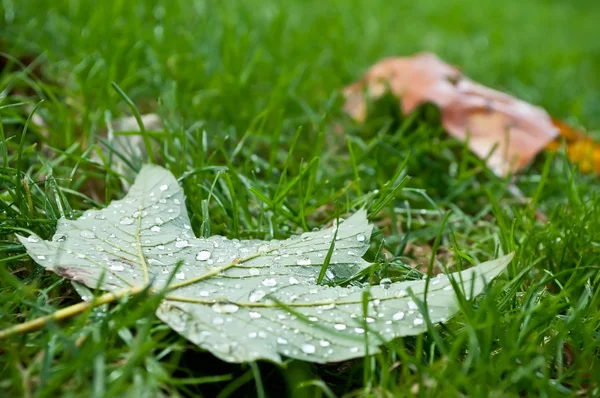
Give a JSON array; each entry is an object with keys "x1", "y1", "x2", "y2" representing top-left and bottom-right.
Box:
[{"x1": 343, "y1": 52, "x2": 560, "y2": 176}]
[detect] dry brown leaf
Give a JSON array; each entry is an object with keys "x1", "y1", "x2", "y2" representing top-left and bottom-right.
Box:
[{"x1": 343, "y1": 52, "x2": 560, "y2": 176}]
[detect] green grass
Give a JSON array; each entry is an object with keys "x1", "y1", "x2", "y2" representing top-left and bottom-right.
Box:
[{"x1": 1, "y1": 0, "x2": 599, "y2": 396}]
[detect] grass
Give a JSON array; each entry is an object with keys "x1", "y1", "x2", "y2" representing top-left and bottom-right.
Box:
[{"x1": 1, "y1": 0, "x2": 599, "y2": 396}]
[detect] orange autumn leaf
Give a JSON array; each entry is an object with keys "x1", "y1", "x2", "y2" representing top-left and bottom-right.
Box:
[
  {"x1": 343, "y1": 52, "x2": 563, "y2": 176},
  {"x1": 549, "y1": 119, "x2": 600, "y2": 174}
]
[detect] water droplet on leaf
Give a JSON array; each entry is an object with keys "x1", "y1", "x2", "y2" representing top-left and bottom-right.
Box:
[
  {"x1": 120, "y1": 216, "x2": 134, "y2": 225},
  {"x1": 301, "y1": 343, "x2": 316, "y2": 354},
  {"x1": 80, "y1": 230, "x2": 96, "y2": 239},
  {"x1": 196, "y1": 250, "x2": 211, "y2": 261}
]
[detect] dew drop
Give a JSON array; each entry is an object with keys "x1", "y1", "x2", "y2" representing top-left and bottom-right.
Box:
[
  {"x1": 248, "y1": 268, "x2": 260, "y2": 276},
  {"x1": 175, "y1": 240, "x2": 190, "y2": 248},
  {"x1": 196, "y1": 250, "x2": 212, "y2": 261},
  {"x1": 396, "y1": 289, "x2": 408, "y2": 298},
  {"x1": 407, "y1": 300, "x2": 418, "y2": 310},
  {"x1": 349, "y1": 347, "x2": 359, "y2": 353},
  {"x1": 248, "y1": 290, "x2": 266, "y2": 302},
  {"x1": 120, "y1": 216, "x2": 134, "y2": 225},
  {"x1": 110, "y1": 264, "x2": 124, "y2": 271},
  {"x1": 413, "y1": 317, "x2": 424, "y2": 326},
  {"x1": 55, "y1": 235, "x2": 67, "y2": 242},
  {"x1": 392, "y1": 311, "x2": 405, "y2": 321},
  {"x1": 159, "y1": 184, "x2": 168, "y2": 191},
  {"x1": 175, "y1": 272, "x2": 185, "y2": 280},
  {"x1": 200, "y1": 291, "x2": 210, "y2": 297},
  {"x1": 277, "y1": 337, "x2": 288, "y2": 345},
  {"x1": 334, "y1": 323, "x2": 347, "y2": 331},
  {"x1": 326, "y1": 269, "x2": 335, "y2": 279},
  {"x1": 27, "y1": 236, "x2": 40, "y2": 243},
  {"x1": 261, "y1": 278, "x2": 277, "y2": 287},
  {"x1": 443, "y1": 285, "x2": 453, "y2": 291},
  {"x1": 213, "y1": 317, "x2": 225, "y2": 325},
  {"x1": 80, "y1": 230, "x2": 96, "y2": 239},
  {"x1": 173, "y1": 199, "x2": 181, "y2": 205},
  {"x1": 249, "y1": 312, "x2": 261, "y2": 319},
  {"x1": 296, "y1": 256, "x2": 312, "y2": 266},
  {"x1": 354, "y1": 327, "x2": 365, "y2": 334},
  {"x1": 155, "y1": 217, "x2": 164, "y2": 225},
  {"x1": 257, "y1": 245, "x2": 269, "y2": 254},
  {"x1": 365, "y1": 317, "x2": 375, "y2": 323},
  {"x1": 151, "y1": 226, "x2": 161, "y2": 232},
  {"x1": 288, "y1": 276, "x2": 299, "y2": 285},
  {"x1": 37, "y1": 255, "x2": 46, "y2": 260},
  {"x1": 212, "y1": 303, "x2": 239, "y2": 314},
  {"x1": 379, "y1": 278, "x2": 392, "y2": 289},
  {"x1": 356, "y1": 234, "x2": 366, "y2": 242},
  {"x1": 319, "y1": 340, "x2": 331, "y2": 347},
  {"x1": 248, "y1": 332, "x2": 258, "y2": 339},
  {"x1": 301, "y1": 343, "x2": 316, "y2": 354}
]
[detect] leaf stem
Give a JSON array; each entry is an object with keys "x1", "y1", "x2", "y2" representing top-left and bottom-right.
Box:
[{"x1": 0, "y1": 286, "x2": 145, "y2": 339}]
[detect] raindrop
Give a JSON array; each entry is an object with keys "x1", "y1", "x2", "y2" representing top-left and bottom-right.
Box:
[
  {"x1": 213, "y1": 317, "x2": 225, "y2": 325},
  {"x1": 155, "y1": 217, "x2": 165, "y2": 225},
  {"x1": 27, "y1": 236, "x2": 40, "y2": 243},
  {"x1": 55, "y1": 235, "x2": 67, "y2": 242},
  {"x1": 200, "y1": 291, "x2": 210, "y2": 297},
  {"x1": 308, "y1": 317, "x2": 318, "y2": 322},
  {"x1": 249, "y1": 312, "x2": 261, "y2": 319},
  {"x1": 248, "y1": 332, "x2": 258, "y2": 339},
  {"x1": 379, "y1": 278, "x2": 392, "y2": 289},
  {"x1": 392, "y1": 311, "x2": 405, "y2": 321},
  {"x1": 80, "y1": 230, "x2": 96, "y2": 239},
  {"x1": 212, "y1": 303, "x2": 239, "y2": 314},
  {"x1": 277, "y1": 337, "x2": 288, "y2": 345},
  {"x1": 248, "y1": 268, "x2": 260, "y2": 276},
  {"x1": 175, "y1": 240, "x2": 190, "y2": 248},
  {"x1": 301, "y1": 343, "x2": 316, "y2": 354},
  {"x1": 196, "y1": 250, "x2": 212, "y2": 261},
  {"x1": 159, "y1": 184, "x2": 168, "y2": 191},
  {"x1": 37, "y1": 255, "x2": 46, "y2": 260},
  {"x1": 349, "y1": 347, "x2": 359, "y2": 353},
  {"x1": 443, "y1": 285, "x2": 453, "y2": 291},
  {"x1": 365, "y1": 317, "x2": 375, "y2": 323},
  {"x1": 407, "y1": 300, "x2": 418, "y2": 310},
  {"x1": 110, "y1": 264, "x2": 124, "y2": 271},
  {"x1": 319, "y1": 340, "x2": 331, "y2": 347},
  {"x1": 151, "y1": 226, "x2": 161, "y2": 232},
  {"x1": 325, "y1": 269, "x2": 335, "y2": 279},
  {"x1": 354, "y1": 327, "x2": 365, "y2": 334},
  {"x1": 356, "y1": 234, "x2": 366, "y2": 242},
  {"x1": 288, "y1": 276, "x2": 299, "y2": 285},
  {"x1": 257, "y1": 245, "x2": 269, "y2": 254},
  {"x1": 334, "y1": 323, "x2": 347, "y2": 331},
  {"x1": 396, "y1": 289, "x2": 408, "y2": 298},
  {"x1": 413, "y1": 317, "x2": 424, "y2": 326},
  {"x1": 175, "y1": 272, "x2": 185, "y2": 280},
  {"x1": 173, "y1": 199, "x2": 181, "y2": 205},
  {"x1": 248, "y1": 290, "x2": 266, "y2": 302},
  {"x1": 296, "y1": 256, "x2": 312, "y2": 266},
  {"x1": 261, "y1": 278, "x2": 277, "y2": 287},
  {"x1": 120, "y1": 216, "x2": 134, "y2": 225}
]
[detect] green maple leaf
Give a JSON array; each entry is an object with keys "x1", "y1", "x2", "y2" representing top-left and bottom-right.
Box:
[{"x1": 17, "y1": 165, "x2": 513, "y2": 364}]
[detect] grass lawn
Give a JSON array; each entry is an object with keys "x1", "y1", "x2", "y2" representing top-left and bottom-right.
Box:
[{"x1": 1, "y1": 0, "x2": 599, "y2": 396}]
